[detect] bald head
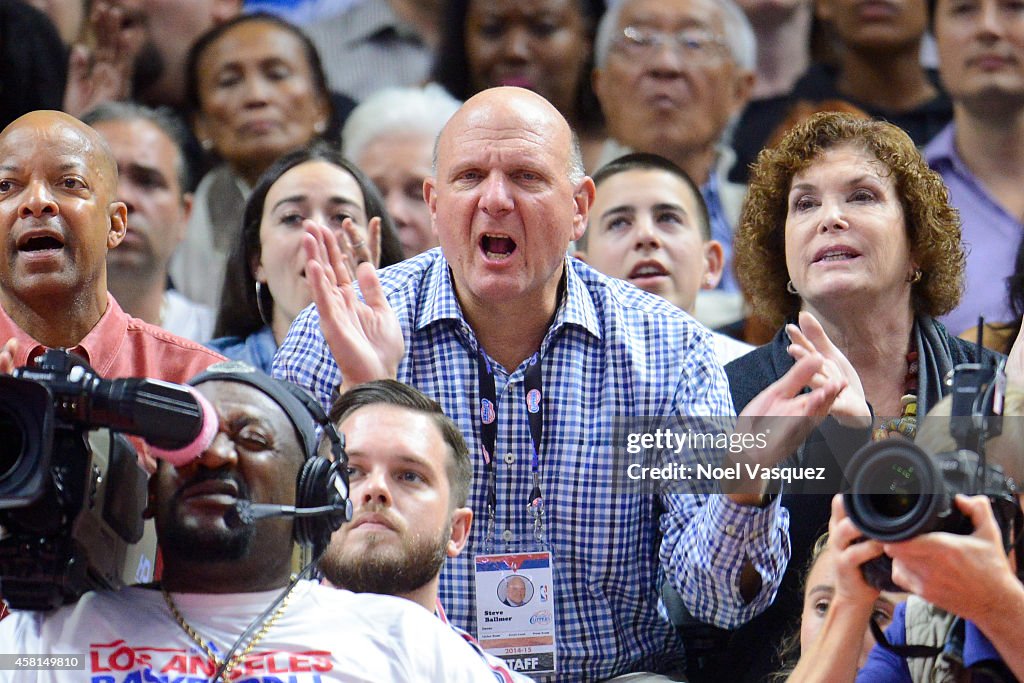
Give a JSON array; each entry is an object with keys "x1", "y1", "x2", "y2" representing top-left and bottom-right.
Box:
[
  {"x1": 435, "y1": 87, "x2": 584, "y2": 184},
  {"x1": 0, "y1": 109, "x2": 129, "y2": 345},
  {"x1": 422, "y1": 85, "x2": 595, "y2": 342},
  {"x1": 506, "y1": 575, "x2": 528, "y2": 605},
  {"x1": 1, "y1": 111, "x2": 119, "y2": 200}
]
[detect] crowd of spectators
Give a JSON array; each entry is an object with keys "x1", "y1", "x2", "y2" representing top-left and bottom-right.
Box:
[{"x1": 1, "y1": 0, "x2": 1023, "y2": 682}]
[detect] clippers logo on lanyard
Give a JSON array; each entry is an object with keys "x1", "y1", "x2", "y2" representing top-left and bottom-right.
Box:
[
  {"x1": 526, "y1": 389, "x2": 541, "y2": 414},
  {"x1": 481, "y1": 398, "x2": 496, "y2": 424}
]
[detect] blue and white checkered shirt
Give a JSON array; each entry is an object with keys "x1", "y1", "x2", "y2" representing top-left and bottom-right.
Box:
[{"x1": 275, "y1": 250, "x2": 790, "y2": 681}]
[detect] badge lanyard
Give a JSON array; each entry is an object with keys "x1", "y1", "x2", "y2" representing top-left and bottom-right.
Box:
[{"x1": 477, "y1": 349, "x2": 545, "y2": 547}]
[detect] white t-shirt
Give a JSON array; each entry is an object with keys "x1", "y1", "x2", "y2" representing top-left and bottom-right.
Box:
[
  {"x1": 0, "y1": 581, "x2": 508, "y2": 682},
  {"x1": 712, "y1": 330, "x2": 754, "y2": 366},
  {"x1": 162, "y1": 289, "x2": 215, "y2": 344}
]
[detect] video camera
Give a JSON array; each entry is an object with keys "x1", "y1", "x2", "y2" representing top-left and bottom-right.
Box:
[
  {"x1": 843, "y1": 358, "x2": 1022, "y2": 592},
  {"x1": 0, "y1": 349, "x2": 207, "y2": 610}
]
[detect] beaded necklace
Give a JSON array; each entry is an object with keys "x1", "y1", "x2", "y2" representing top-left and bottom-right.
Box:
[{"x1": 873, "y1": 350, "x2": 919, "y2": 441}]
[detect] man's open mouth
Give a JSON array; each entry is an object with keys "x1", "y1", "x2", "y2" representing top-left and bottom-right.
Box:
[
  {"x1": 481, "y1": 234, "x2": 517, "y2": 260},
  {"x1": 18, "y1": 235, "x2": 64, "y2": 252}
]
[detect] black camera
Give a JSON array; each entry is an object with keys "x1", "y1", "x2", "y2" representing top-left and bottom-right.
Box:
[
  {"x1": 843, "y1": 360, "x2": 1021, "y2": 592},
  {"x1": 0, "y1": 349, "x2": 207, "y2": 610}
]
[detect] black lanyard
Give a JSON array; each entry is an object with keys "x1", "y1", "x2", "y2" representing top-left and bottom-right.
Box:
[{"x1": 477, "y1": 348, "x2": 545, "y2": 545}]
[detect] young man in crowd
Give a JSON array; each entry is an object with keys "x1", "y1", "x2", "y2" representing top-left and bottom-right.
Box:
[
  {"x1": 320, "y1": 379, "x2": 530, "y2": 681},
  {"x1": 581, "y1": 153, "x2": 752, "y2": 364}
]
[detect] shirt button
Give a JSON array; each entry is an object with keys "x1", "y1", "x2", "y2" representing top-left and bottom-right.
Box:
[
  {"x1": 502, "y1": 529, "x2": 514, "y2": 542},
  {"x1": 725, "y1": 524, "x2": 737, "y2": 536},
  {"x1": 504, "y1": 452, "x2": 515, "y2": 464}
]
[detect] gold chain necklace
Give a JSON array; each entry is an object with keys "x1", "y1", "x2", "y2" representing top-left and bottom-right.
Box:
[{"x1": 162, "y1": 585, "x2": 295, "y2": 681}]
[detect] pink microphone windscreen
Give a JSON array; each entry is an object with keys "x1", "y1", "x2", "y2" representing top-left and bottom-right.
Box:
[{"x1": 150, "y1": 387, "x2": 219, "y2": 466}]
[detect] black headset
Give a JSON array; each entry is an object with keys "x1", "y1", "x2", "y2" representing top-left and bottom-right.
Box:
[{"x1": 284, "y1": 380, "x2": 352, "y2": 550}]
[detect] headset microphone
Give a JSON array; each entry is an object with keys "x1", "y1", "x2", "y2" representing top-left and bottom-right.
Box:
[{"x1": 226, "y1": 499, "x2": 353, "y2": 528}]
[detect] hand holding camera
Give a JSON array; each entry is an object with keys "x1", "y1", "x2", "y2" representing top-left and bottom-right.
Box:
[
  {"x1": 881, "y1": 493, "x2": 1019, "y2": 625},
  {"x1": 842, "y1": 351, "x2": 1021, "y2": 593}
]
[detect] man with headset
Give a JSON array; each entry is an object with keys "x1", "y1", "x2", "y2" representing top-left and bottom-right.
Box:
[{"x1": 0, "y1": 362, "x2": 507, "y2": 682}]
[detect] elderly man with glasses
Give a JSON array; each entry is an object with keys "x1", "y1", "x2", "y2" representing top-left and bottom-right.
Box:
[{"x1": 593, "y1": 0, "x2": 755, "y2": 306}]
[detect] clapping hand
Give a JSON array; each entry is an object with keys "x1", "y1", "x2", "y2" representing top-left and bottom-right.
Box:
[
  {"x1": 303, "y1": 220, "x2": 403, "y2": 392},
  {"x1": 729, "y1": 350, "x2": 845, "y2": 502},
  {"x1": 786, "y1": 311, "x2": 871, "y2": 428}
]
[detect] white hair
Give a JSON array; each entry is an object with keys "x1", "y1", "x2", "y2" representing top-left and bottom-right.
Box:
[
  {"x1": 342, "y1": 84, "x2": 462, "y2": 162},
  {"x1": 594, "y1": 0, "x2": 756, "y2": 72}
]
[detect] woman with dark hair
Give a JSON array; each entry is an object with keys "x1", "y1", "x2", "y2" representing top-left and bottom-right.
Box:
[
  {"x1": 431, "y1": 0, "x2": 606, "y2": 168},
  {"x1": 209, "y1": 143, "x2": 401, "y2": 373},
  {"x1": 697, "y1": 111, "x2": 1001, "y2": 682},
  {"x1": 731, "y1": 0, "x2": 950, "y2": 184},
  {"x1": 171, "y1": 12, "x2": 355, "y2": 310}
]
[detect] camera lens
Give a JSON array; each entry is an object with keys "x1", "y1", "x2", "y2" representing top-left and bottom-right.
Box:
[
  {"x1": 868, "y1": 490, "x2": 917, "y2": 519},
  {"x1": 844, "y1": 440, "x2": 948, "y2": 542},
  {"x1": 0, "y1": 376, "x2": 54, "y2": 507},
  {"x1": 861, "y1": 454, "x2": 922, "y2": 518},
  {"x1": 0, "y1": 409, "x2": 25, "y2": 481}
]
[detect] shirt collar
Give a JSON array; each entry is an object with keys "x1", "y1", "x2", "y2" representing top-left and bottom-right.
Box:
[
  {"x1": 551, "y1": 257, "x2": 601, "y2": 342},
  {"x1": 0, "y1": 292, "x2": 124, "y2": 370},
  {"x1": 923, "y1": 124, "x2": 986, "y2": 196},
  {"x1": 416, "y1": 253, "x2": 466, "y2": 330},
  {"x1": 66, "y1": 294, "x2": 128, "y2": 374},
  {"x1": 922, "y1": 123, "x2": 958, "y2": 168},
  {"x1": 415, "y1": 254, "x2": 602, "y2": 343},
  {"x1": 0, "y1": 301, "x2": 43, "y2": 366}
]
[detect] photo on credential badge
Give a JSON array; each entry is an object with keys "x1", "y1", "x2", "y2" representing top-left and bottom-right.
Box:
[{"x1": 498, "y1": 574, "x2": 535, "y2": 608}]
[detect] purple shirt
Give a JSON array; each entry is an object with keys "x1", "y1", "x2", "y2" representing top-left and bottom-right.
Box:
[{"x1": 925, "y1": 124, "x2": 1023, "y2": 336}]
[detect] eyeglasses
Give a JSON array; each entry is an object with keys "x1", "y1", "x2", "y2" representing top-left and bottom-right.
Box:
[{"x1": 614, "y1": 25, "x2": 729, "y2": 62}]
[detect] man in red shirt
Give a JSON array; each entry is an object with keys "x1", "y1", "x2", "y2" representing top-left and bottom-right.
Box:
[{"x1": 0, "y1": 110, "x2": 223, "y2": 465}]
